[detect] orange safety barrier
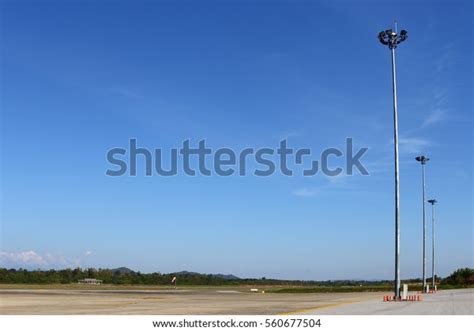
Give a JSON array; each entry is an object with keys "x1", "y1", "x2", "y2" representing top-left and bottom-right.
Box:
[{"x1": 383, "y1": 294, "x2": 423, "y2": 302}]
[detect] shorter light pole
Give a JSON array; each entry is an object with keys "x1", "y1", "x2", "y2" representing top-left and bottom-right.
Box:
[
  {"x1": 428, "y1": 199, "x2": 437, "y2": 290},
  {"x1": 416, "y1": 155, "x2": 429, "y2": 292}
]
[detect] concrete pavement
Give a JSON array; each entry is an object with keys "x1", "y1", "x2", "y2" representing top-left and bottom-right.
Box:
[{"x1": 295, "y1": 289, "x2": 474, "y2": 315}]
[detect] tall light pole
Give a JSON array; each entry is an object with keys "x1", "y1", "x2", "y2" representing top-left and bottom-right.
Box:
[
  {"x1": 416, "y1": 155, "x2": 430, "y2": 292},
  {"x1": 428, "y1": 199, "x2": 437, "y2": 290},
  {"x1": 378, "y1": 26, "x2": 408, "y2": 298}
]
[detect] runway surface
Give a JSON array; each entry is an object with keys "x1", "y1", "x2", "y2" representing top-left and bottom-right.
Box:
[
  {"x1": 298, "y1": 289, "x2": 474, "y2": 315},
  {"x1": 0, "y1": 288, "x2": 472, "y2": 315}
]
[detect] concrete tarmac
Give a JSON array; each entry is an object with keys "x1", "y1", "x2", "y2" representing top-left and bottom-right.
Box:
[
  {"x1": 298, "y1": 289, "x2": 474, "y2": 315},
  {"x1": 0, "y1": 288, "x2": 472, "y2": 315}
]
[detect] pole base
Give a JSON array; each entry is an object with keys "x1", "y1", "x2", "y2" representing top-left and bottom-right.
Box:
[{"x1": 383, "y1": 295, "x2": 422, "y2": 302}]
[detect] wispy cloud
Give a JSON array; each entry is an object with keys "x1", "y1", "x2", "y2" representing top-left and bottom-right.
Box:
[
  {"x1": 399, "y1": 137, "x2": 430, "y2": 154},
  {"x1": 390, "y1": 137, "x2": 431, "y2": 155},
  {"x1": 0, "y1": 251, "x2": 47, "y2": 267},
  {"x1": 362, "y1": 157, "x2": 392, "y2": 175},
  {"x1": 101, "y1": 86, "x2": 162, "y2": 105},
  {"x1": 106, "y1": 86, "x2": 145, "y2": 100},
  {"x1": 403, "y1": 42, "x2": 456, "y2": 137},
  {"x1": 292, "y1": 173, "x2": 366, "y2": 198},
  {"x1": 418, "y1": 43, "x2": 456, "y2": 130},
  {"x1": 292, "y1": 187, "x2": 320, "y2": 197},
  {"x1": 421, "y1": 108, "x2": 447, "y2": 128},
  {"x1": 0, "y1": 250, "x2": 93, "y2": 270},
  {"x1": 434, "y1": 43, "x2": 454, "y2": 76}
]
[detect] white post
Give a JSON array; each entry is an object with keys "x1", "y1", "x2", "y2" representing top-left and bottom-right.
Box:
[{"x1": 402, "y1": 284, "x2": 408, "y2": 300}]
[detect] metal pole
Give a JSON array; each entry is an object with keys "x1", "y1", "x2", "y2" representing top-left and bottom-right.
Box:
[
  {"x1": 391, "y1": 46, "x2": 401, "y2": 298},
  {"x1": 379, "y1": 27, "x2": 407, "y2": 299},
  {"x1": 432, "y1": 203, "x2": 436, "y2": 289},
  {"x1": 422, "y1": 163, "x2": 427, "y2": 292}
]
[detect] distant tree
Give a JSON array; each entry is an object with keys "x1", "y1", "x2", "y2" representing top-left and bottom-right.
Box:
[
  {"x1": 1, "y1": 267, "x2": 472, "y2": 287},
  {"x1": 442, "y1": 268, "x2": 474, "y2": 286}
]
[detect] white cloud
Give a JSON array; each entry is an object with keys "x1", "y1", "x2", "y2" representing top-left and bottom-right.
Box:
[
  {"x1": 84, "y1": 251, "x2": 93, "y2": 256},
  {"x1": 397, "y1": 137, "x2": 430, "y2": 154},
  {"x1": 0, "y1": 251, "x2": 47, "y2": 266},
  {"x1": 106, "y1": 86, "x2": 144, "y2": 100},
  {"x1": 292, "y1": 187, "x2": 320, "y2": 197},
  {"x1": 421, "y1": 108, "x2": 447, "y2": 128},
  {"x1": 0, "y1": 251, "x2": 87, "y2": 269}
]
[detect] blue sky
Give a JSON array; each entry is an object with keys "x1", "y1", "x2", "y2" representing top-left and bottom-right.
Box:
[{"x1": 1, "y1": 0, "x2": 472, "y2": 280}]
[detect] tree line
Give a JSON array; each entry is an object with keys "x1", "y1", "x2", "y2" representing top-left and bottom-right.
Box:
[{"x1": 0, "y1": 267, "x2": 472, "y2": 286}]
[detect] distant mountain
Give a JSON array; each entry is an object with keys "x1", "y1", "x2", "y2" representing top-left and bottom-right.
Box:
[
  {"x1": 173, "y1": 270, "x2": 240, "y2": 280},
  {"x1": 110, "y1": 267, "x2": 135, "y2": 274},
  {"x1": 213, "y1": 274, "x2": 240, "y2": 280},
  {"x1": 107, "y1": 268, "x2": 239, "y2": 280}
]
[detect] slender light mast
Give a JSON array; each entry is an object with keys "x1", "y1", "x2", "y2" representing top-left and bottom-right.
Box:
[
  {"x1": 416, "y1": 155, "x2": 430, "y2": 292},
  {"x1": 428, "y1": 199, "x2": 438, "y2": 290},
  {"x1": 378, "y1": 26, "x2": 408, "y2": 298}
]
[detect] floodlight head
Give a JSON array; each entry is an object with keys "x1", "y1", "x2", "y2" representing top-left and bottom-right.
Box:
[
  {"x1": 427, "y1": 199, "x2": 437, "y2": 205},
  {"x1": 378, "y1": 31, "x2": 389, "y2": 45},
  {"x1": 397, "y1": 30, "x2": 408, "y2": 44},
  {"x1": 378, "y1": 27, "x2": 408, "y2": 49},
  {"x1": 416, "y1": 155, "x2": 429, "y2": 164}
]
